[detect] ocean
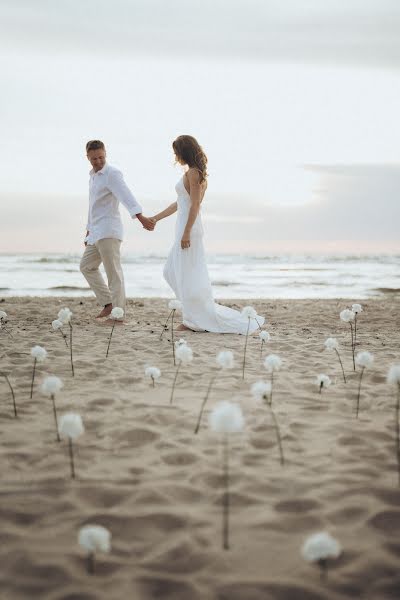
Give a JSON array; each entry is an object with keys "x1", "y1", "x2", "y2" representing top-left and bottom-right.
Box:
[{"x1": 0, "y1": 253, "x2": 399, "y2": 299}]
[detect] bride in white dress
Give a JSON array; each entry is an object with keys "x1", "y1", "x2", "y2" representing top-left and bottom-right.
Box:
[{"x1": 150, "y1": 135, "x2": 264, "y2": 333}]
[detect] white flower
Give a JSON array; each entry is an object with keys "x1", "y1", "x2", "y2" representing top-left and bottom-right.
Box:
[
  {"x1": 264, "y1": 354, "x2": 282, "y2": 372},
  {"x1": 352, "y1": 303, "x2": 363, "y2": 314},
  {"x1": 0, "y1": 310, "x2": 7, "y2": 321},
  {"x1": 316, "y1": 374, "x2": 331, "y2": 388},
  {"x1": 216, "y1": 350, "x2": 234, "y2": 369},
  {"x1": 324, "y1": 337, "x2": 339, "y2": 351},
  {"x1": 241, "y1": 305, "x2": 257, "y2": 319},
  {"x1": 168, "y1": 299, "x2": 182, "y2": 311},
  {"x1": 145, "y1": 366, "x2": 161, "y2": 380},
  {"x1": 31, "y1": 345, "x2": 47, "y2": 362},
  {"x1": 59, "y1": 413, "x2": 84, "y2": 439},
  {"x1": 259, "y1": 330, "x2": 270, "y2": 342},
  {"x1": 52, "y1": 319, "x2": 64, "y2": 330},
  {"x1": 340, "y1": 309, "x2": 354, "y2": 323},
  {"x1": 174, "y1": 338, "x2": 187, "y2": 348},
  {"x1": 78, "y1": 525, "x2": 111, "y2": 554},
  {"x1": 387, "y1": 365, "x2": 400, "y2": 385},
  {"x1": 355, "y1": 351, "x2": 374, "y2": 369},
  {"x1": 301, "y1": 532, "x2": 342, "y2": 562},
  {"x1": 58, "y1": 307, "x2": 73, "y2": 324},
  {"x1": 251, "y1": 380, "x2": 272, "y2": 402},
  {"x1": 209, "y1": 401, "x2": 244, "y2": 433},
  {"x1": 41, "y1": 376, "x2": 63, "y2": 396},
  {"x1": 110, "y1": 307, "x2": 124, "y2": 320},
  {"x1": 175, "y1": 344, "x2": 193, "y2": 364}
]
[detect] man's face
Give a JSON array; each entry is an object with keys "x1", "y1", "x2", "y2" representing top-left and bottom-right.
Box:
[{"x1": 87, "y1": 149, "x2": 106, "y2": 172}]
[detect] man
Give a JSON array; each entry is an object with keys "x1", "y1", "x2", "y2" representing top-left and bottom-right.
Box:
[{"x1": 80, "y1": 140, "x2": 155, "y2": 324}]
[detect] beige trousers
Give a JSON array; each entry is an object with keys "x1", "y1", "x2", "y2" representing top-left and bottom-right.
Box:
[{"x1": 80, "y1": 238, "x2": 125, "y2": 310}]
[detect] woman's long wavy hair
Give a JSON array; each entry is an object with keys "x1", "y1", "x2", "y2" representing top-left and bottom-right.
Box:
[{"x1": 172, "y1": 135, "x2": 208, "y2": 183}]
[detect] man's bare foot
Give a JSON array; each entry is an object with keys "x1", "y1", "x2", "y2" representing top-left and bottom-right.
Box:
[
  {"x1": 176, "y1": 324, "x2": 192, "y2": 331},
  {"x1": 95, "y1": 304, "x2": 113, "y2": 319}
]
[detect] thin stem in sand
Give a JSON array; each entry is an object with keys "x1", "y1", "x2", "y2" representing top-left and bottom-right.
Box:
[
  {"x1": 222, "y1": 435, "x2": 230, "y2": 550},
  {"x1": 160, "y1": 309, "x2": 173, "y2": 340},
  {"x1": 51, "y1": 394, "x2": 61, "y2": 442},
  {"x1": 151, "y1": 376, "x2": 155, "y2": 388},
  {"x1": 194, "y1": 373, "x2": 217, "y2": 434},
  {"x1": 171, "y1": 310, "x2": 176, "y2": 366},
  {"x1": 68, "y1": 437, "x2": 75, "y2": 479},
  {"x1": 260, "y1": 340, "x2": 265, "y2": 358},
  {"x1": 2, "y1": 374, "x2": 17, "y2": 417},
  {"x1": 106, "y1": 321, "x2": 116, "y2": 358},
  {"x1": 335, "y1": 348, "x2": 347, "y2": 383},
  {"x1": 270, "y1": 370, "x2": 275, "y2": 407},
  {"x1": 268, "y1": 404, "x2": 285, "y2": 466},
  {"x1": 30, "y1": 358, "x2": 37, "y2": 399},
  {"x1": 356, "y1": 367, "x2": 364, "y2": 418},
  {"x1": 319, "y1": 559, "x2": 328, "y2": 581},
  {"x1": 170, "y1": 360, "x2": 182, "y2": 404},
  {"x1": 319, "y1": 382, "x2": 323, "y2": 394},
  {"x1": 395, "y1": 385, "x2": 400, "y2": 486},
  {"x1": 69, "y1": 323, "x2": 75, "y2": 376},
  {"x1": 59, "y1": 329, "x2": 69, "y2": 348},
  {"x1": 354, "y1": 314, "x2": 358, "y2": 351},
  {"x1": 350, "y1": 322, "x2": 355, "y2": 371},
  {"x1": 242, "y1": 318, "x2": 251, "y2": 379},
  {"x1": 87, "y1": 552, "x2": 95, "y2": 574}
]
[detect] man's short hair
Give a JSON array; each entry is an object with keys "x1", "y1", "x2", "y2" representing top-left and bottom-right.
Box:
[{"x1": 86, "y1": 140, "x2": 105, "y2": 152}]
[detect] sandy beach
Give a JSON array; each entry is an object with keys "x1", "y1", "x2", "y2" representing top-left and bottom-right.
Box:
[{"x1": 0, "y1": 296, "x2": 399, "y2": 600}]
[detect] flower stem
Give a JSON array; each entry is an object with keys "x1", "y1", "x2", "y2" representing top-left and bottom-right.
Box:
[
  {"x1": 222, "y1": 435, "x2": 230, "y2": 550},
  {"x1": 319, "y1": 559, "x2": 328, "y2": 581},
  {"x1": 3, "y1": 374, "x2": 17, "y2": 417},
  {"x1": 170, "y1": 360, "x2": 182, "y2": 404},
  {"x1": 270, "y1": 371, "x2": 274, "y2": 407},
  {"x1": 30, "y1": 358, "x2": 37, "y2": 399},
  {"x1": 69, "y1": 323, "x2": 75, "y2": 376},
  {"x1": 242, "y1": 318, "x2": 250, "y2": 379},
  {"x1": 260, "y1": 339, "x2": 264, "y2": 358},
  {"x1": 396, "y1": 385, "x2": 400, "y2": 487},
  {"x1": 151, "y1": 376, "x2": 155, "y2": 388},
  {"x1": 171, "y1": 310, "x2": 176, "y2": 366},
  {"x1": 356, "y1": 367, "x2": 364, "y2": 418},
  {"x1": 160, "y1": 309, "x2": 173, "y2": 340},
  {"x1": 51, "y1": 394, "x2": 60, "y2": 442},
  {"x1": 194, "y1": 374, "x2": 217, "y2": 434},
  {"x1": 106, "y1": 321, "x2": 115, "y2": 358},
  {"x1": 335, "y1": 348, "x2": 347, "y2": 383},
  {"x1": 354, "y1": 314, "x2": 358, "y2": 351},
  {"x1": 60, "y1": 328, "x2": 68, "y2": 348},
  {"x1": 68, "y1": 437, "x2": 75, "y2": 479},
  {"x1": 319, "y1": 382, "x2": 323, "y2": 394},
  {"x1": 87, "y1": 552, "x2": 95, "y2": 574},
  {"x1": 268, "y1": 405, "x2": 285, "y2": 466},
  {"x1": 350, "y1": 322, "x2": 355, "y2": 371}
]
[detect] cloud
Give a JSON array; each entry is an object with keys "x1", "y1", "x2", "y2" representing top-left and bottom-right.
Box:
[{"x1": 1, "y1": 0, "x2": 400, "y2": 68}]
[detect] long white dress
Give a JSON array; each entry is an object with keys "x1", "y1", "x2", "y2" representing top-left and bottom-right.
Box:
[{"x1": 163, "y1": 177, "x2": 265, "y2": 334}]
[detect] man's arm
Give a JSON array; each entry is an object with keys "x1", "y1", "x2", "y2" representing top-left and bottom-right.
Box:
[{"x1": 107, "y1": 169, "x2": 154, "y2": 230}]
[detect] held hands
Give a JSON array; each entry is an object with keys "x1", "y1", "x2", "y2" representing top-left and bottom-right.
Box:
[
  {"x1": 181, "y1": 231, "x2": 190, "y2": 250},
  {"x1": 138, "y1": 214, "x2": 156, "y2": 231}
]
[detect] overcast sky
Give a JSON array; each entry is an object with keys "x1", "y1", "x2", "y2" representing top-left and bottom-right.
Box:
[{"x1": 1, "y1": 0, "x2": 399, "y2": 254}]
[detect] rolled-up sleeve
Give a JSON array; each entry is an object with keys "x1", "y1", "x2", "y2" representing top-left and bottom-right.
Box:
[{"x1": 107, "y1": 169, "x2": 142, "y2": 218}]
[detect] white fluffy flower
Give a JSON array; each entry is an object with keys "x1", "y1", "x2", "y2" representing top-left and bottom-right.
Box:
[
  {"x1": 52, "y1": 319, "x2": 63, "y2": 330},
  {"x1": 259, "y1": 330, "x2": 270, "y2": 342},
  {"x1": 301, "y1": 532, "x2": 342, "y2": 562},
  {"x1": 31, "y1": 345, "x2": 47, "y2": 362},
  {"x1": 352, "y1": 303, "x2": 363, "y2": 314},
  {"x1": 216, "y1": 350, "x2": 234, "y2": 369},
  {"x1": 251, "y1": 380, "x2": 272, "y2": 402},
  {"x1": 0, "y1": 310, "x2": 7, "y2": 321},
  {"x1": 168, "y1": 299, "x2": 182, "y2": 311},
  {"x1": 145, "y1": 366, "x2": 161, "y2": 380},
  {"x1": 264, "y1": 354, "x2": 282, "y2": 372},
  {"x1": 316, "y1": 374, "x2": 331, "y2": 388},
  {"x1": 59, "y1": 413, "x2": 84, "y2": 439},
  {"x1": 340, "y1": 309, "x2": 354, "y2": 323},
  {"x1": 174, "y1": 338, "x2": 187, "y2": 348},
  {"x1": 324, "y1": 337, "x2": 339, "y2": 351},
  {"x1": 176, "y1": 344, "x2": 193, "y2": 364},
  {"x1": 209, "y1": 401, "x2": 244, "y2": 433},
  {"x1": 387, "y1": 365, "x2": 400, "y2": 385},
  {"x1": 78, "y1": 525, "x2": 111, "y2": 554},
  {"x1": 58, "y1": 307, "x2": 72, "y2": 324},
  {"x1": 241, "y1": 305, "x2": 257, "y2": 319},
  {"x1": 355, "y1": 351, "x2": 374, "y2": 369},
  {"x1": 41, "y1": 376, "x2": 63, "y2": 396},
  {"x1": 110, "y1": 307, "x2": 124, "y2": 320}
]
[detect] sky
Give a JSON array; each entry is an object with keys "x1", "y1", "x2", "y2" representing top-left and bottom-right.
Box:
[{"x1": 1, "y1": 0, "x2": 400, "y2": 255}]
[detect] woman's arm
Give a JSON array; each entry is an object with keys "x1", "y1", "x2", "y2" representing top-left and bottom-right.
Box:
[
  {"x1": 151, "y1": 202, "x2": 177, "y2": 223},
  {"x1": 181, "y1": 170, "x2": 202, "y2": 249}
]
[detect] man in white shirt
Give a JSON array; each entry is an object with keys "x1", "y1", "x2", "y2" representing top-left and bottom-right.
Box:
[{"x1": 80, "y1": 140, "x2": 155, "y2": 323}]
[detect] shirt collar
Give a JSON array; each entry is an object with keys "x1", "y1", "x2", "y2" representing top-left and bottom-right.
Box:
[{"x1": 90, "y1": 163, "x2": 108, "y2": 176}]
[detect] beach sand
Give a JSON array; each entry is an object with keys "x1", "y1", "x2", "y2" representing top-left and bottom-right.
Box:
[{"x1": 0, "y1": 296, "x2": 399, "y2": 600}]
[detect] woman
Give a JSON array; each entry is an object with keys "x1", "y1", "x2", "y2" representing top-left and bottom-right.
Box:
[{"x1": 151, "y1": 135, "x2": 264, "y2": 333}]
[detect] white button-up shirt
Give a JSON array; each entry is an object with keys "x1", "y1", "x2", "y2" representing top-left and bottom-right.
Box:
[{"x1": 85, "y1": 163, "x2": 142, "y2": 244}]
